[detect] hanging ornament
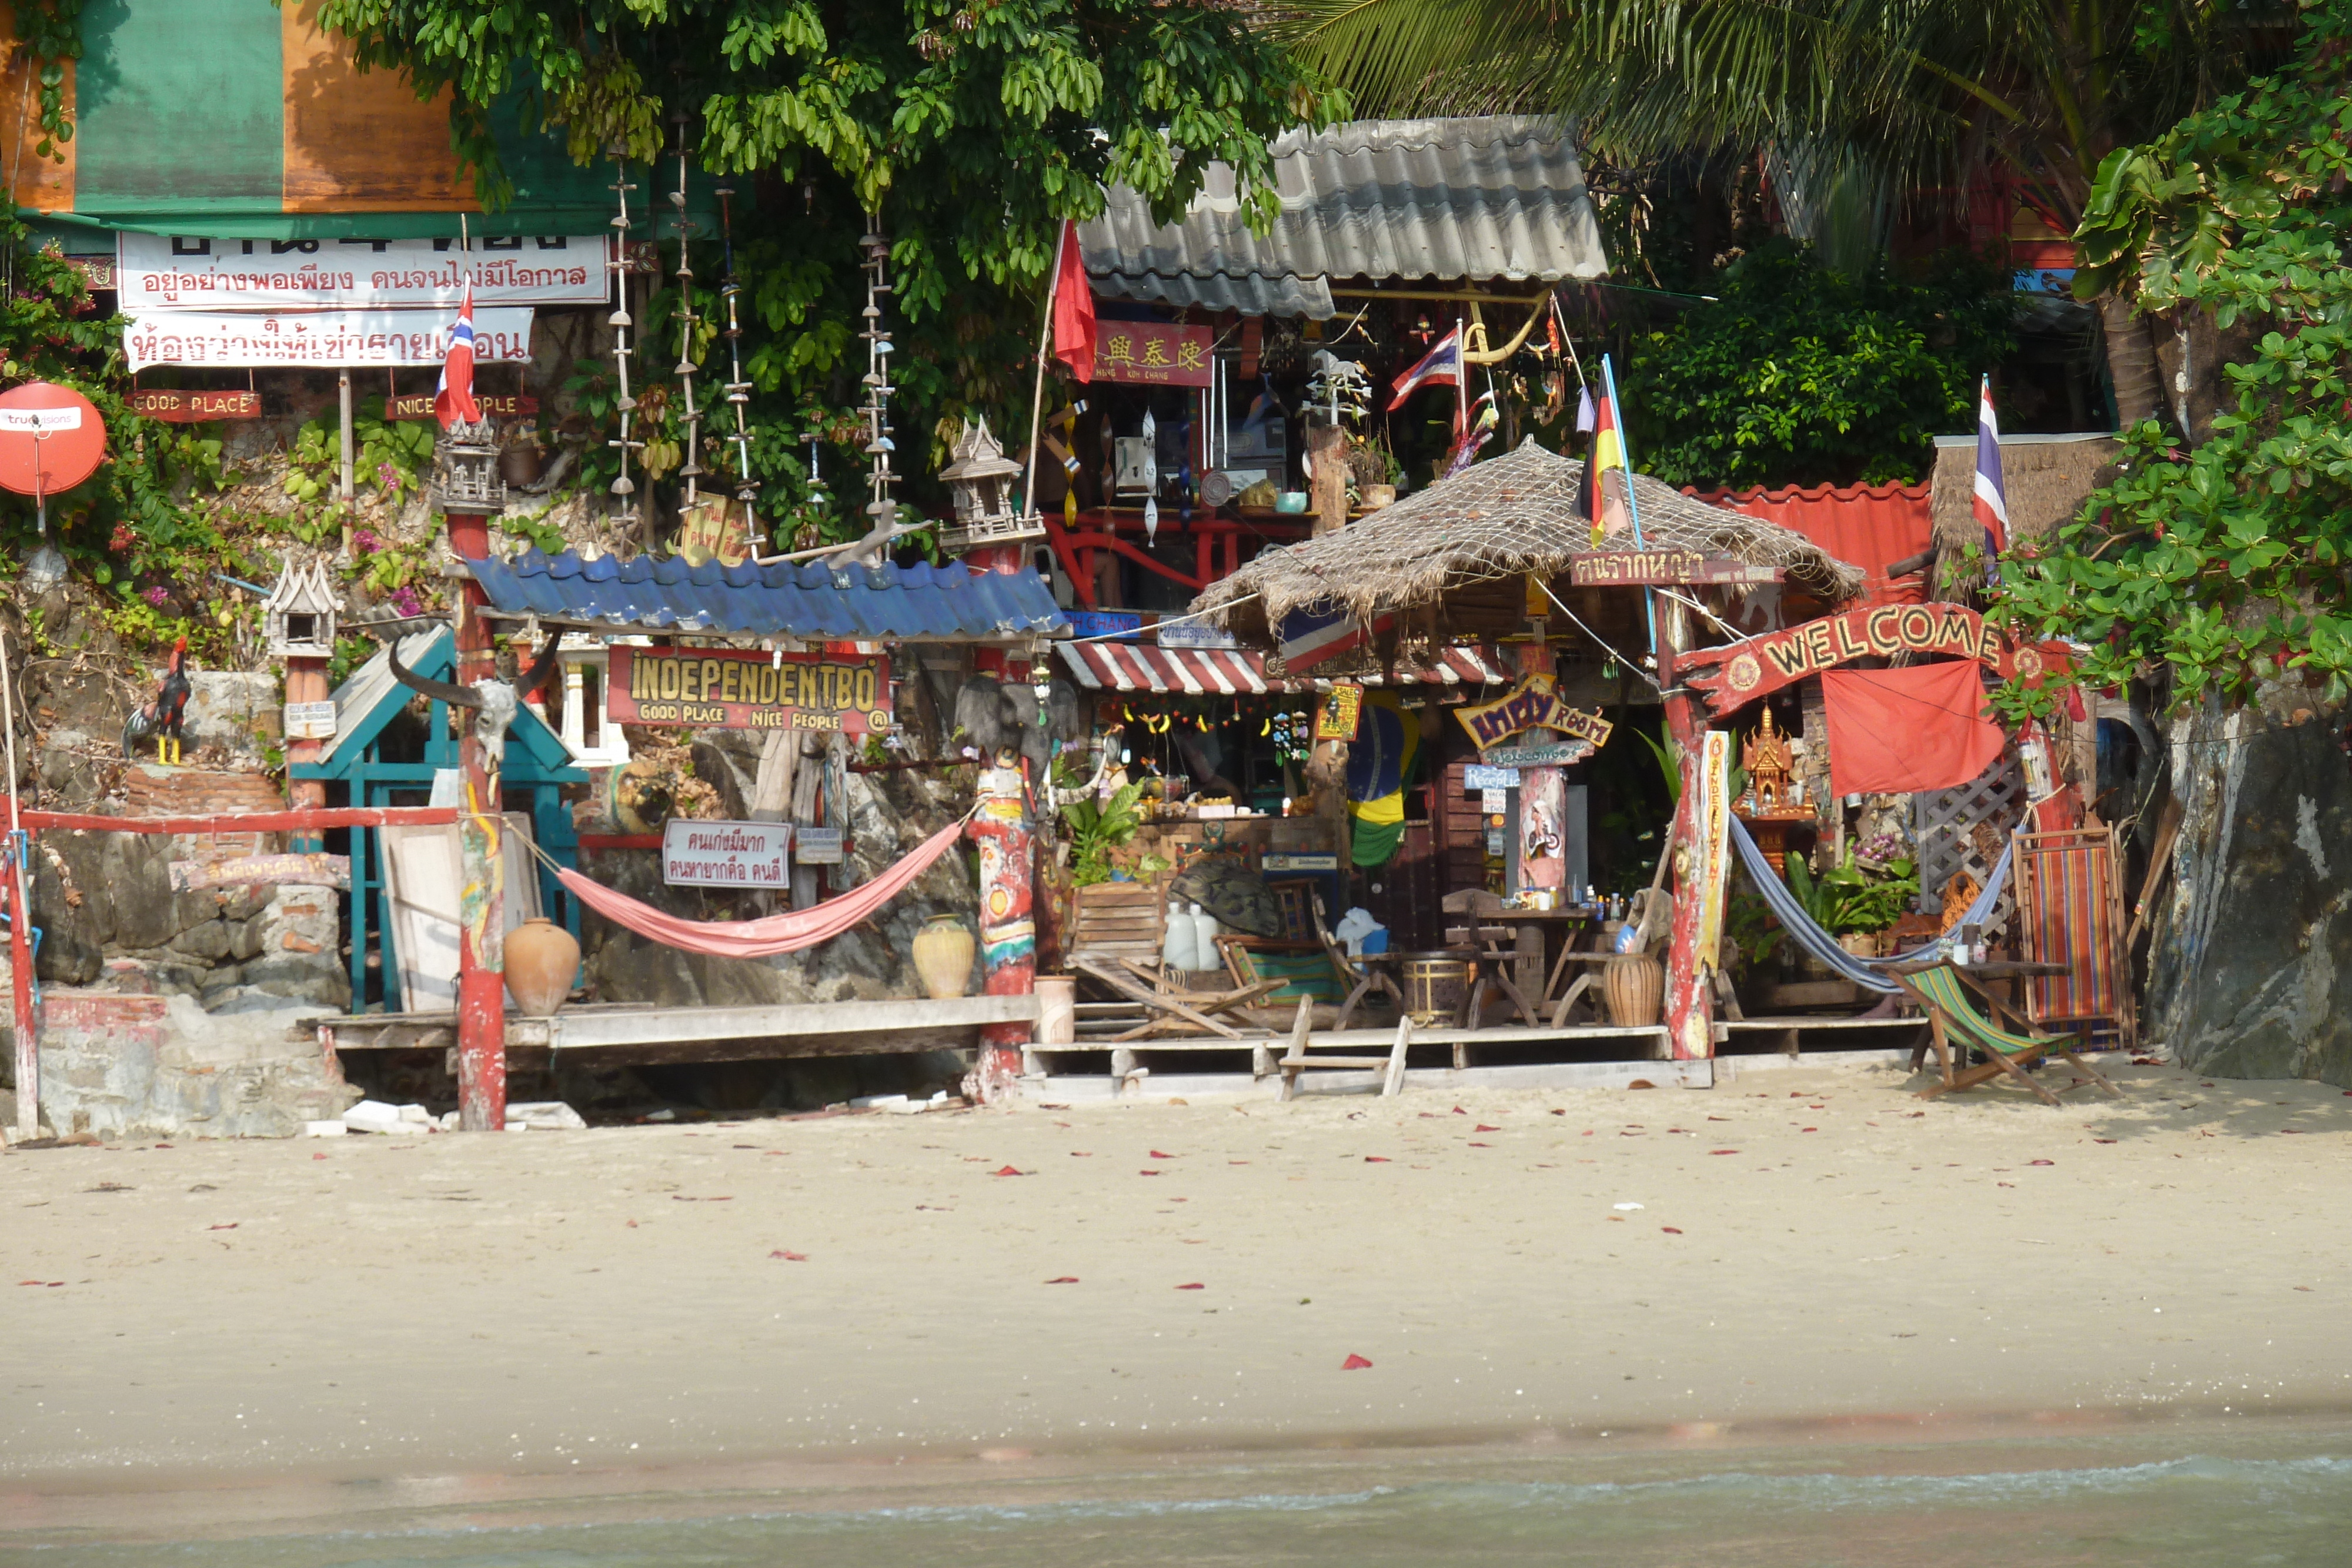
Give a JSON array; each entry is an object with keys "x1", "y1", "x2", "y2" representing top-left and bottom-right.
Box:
[
  {"x1": 669, "y1": 112, "x2": 705, "y2": 513},
  {"x1": 1140, "y1": 407, "x2": 1158, "y2": 542},
  {"x1": 715, "y1": 182, "x2": 764, "y2": 549},
  {"x1": 606, "y1": 156, "x2": 643, "y2": 529}
]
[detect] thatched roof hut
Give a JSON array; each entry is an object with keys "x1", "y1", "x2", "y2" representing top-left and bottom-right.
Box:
[{"x1": 1190, "y1": 438, "x2": 1867, "y2": 644}]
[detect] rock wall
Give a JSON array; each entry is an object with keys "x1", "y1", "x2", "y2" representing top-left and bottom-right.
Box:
[
  {"x1": 2149, "y1": 701, "x2": 2352, "y2": 1083},
  {"x1": 9, "y1": 991, "x2": 358, "y2": 1141},
  {"x1": 585, "y1": 765, "x2": 980, "y2": 1008}
]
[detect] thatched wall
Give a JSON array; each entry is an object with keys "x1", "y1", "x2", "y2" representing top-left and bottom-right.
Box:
[{"x1": 1930, "y1": 433, "x2": 2122, "y2": 549}]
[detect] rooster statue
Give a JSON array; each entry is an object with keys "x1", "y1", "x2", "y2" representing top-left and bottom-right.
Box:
[{"x1": 123, "y1": 636, "x2": 193, "y2": 764}]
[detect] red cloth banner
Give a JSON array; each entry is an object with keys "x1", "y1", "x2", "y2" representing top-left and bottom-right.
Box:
[
  {"x1": 1821, "y1": 663, "x2": 2007, "y2": 798},
  {"x1": 1051, "y1": 220, "x2": 1095, "y2": 384}
]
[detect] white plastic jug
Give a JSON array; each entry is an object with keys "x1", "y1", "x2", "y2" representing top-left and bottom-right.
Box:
[
  {"x1": 1187, "y1": 904, "x2": 1224, "y2": 971},
  {"x1": 1161, "y1": 901, "x2": 1200, "y2": 972}
]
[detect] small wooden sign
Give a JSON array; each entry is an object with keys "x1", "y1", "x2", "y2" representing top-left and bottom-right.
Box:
[
  {"x1": 677, "y1": 497, "x2": 753, "y2": 568},
  {"x1": 129, "y1": 388, "x2": 261, "y2": 422},
  {"x1": 1483, "y1": 740, "x2": 1596, "y2": 768},
  {"x1": 1456, "y1": 673, "x2": 1615, "y2": 751},
  {"x1": 169, "y1": 852, "x2": 351, "y2": 892},
  {"x1": 1570, "y1": 549, "x2": 1782, "y2": 587},
  {"x1": 283, "y1": 700, "x2": 338, "y2": 740},
  {"x1": 385, "y1": 391, "x2": 540, "y2": 421},
  {"x1": 1462, "y1": 764, "x2": 1521, "y2": 790},
  {"x1": 1314, "y1": 684, "x2": 1362, "y2": 741},
  {"x1": 794, "y1": 826, "x2": 844, "y2": 865},
  {"x1": 1093, "y1": 321, "x2": 1213, "y2": 387}
]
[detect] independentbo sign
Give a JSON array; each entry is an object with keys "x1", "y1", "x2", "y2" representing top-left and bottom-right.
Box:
[{"x1": 608, "y1": 646, "x2": 891, "y2": 733}]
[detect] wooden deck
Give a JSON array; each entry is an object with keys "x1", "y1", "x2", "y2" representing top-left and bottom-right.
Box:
[{"x1": 315, "y1": 995, "x2": 1038, "y2": 1066}]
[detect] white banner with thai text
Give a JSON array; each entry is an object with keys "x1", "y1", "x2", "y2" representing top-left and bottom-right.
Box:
[
  {"x1": 124, "y1": 309, "x2": 536, "y2": 370},
  {"x1": 117, "y1": 233, "x2": 607, "y2": 310},
  {"x1": 662, "y1": 820, "x2": 793, "y2": 888}
]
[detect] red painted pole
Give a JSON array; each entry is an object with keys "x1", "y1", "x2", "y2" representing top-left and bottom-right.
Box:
[
  {"x1": 447, "y1": 510, "x2": 506, "y2": 1131},
  {"x1": 285, "y1": 654, "x2": 330, "y2": 852},
  {"x1": 7, "y1": 838, "x2": 34, "y2": 1141},
  {"x1": 1657, "y1": 605, "x2": 1718, "y2": 1061},
  {"x1": 21, "y1": 807, "x2": 459, "y2": 834}
]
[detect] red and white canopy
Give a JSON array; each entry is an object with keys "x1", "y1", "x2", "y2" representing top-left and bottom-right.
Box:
[{"x1": 1055, "y1": 642, "x2": 1510, "y2": 694}]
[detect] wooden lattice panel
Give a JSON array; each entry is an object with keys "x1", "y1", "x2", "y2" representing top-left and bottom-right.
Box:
[{"x1": 1910, "y1": 749, "x2": 2024, "y2": 940}]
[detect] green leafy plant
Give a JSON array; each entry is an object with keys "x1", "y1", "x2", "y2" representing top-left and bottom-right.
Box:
[
  {"x1": 1788, "y1": 850, "x2": 1919, "y2": 936},
  {"x1": 286, "y1": 397, "x2": 433, "y2": 506},
  {"x1": 1061, "y1": 783, "x2": 1145, "y2": 887}
]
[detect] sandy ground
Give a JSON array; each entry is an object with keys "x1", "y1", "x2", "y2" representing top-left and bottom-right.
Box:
[{"x1": 5, "y1": 1053, "x2": 2351, "y2": 1530}]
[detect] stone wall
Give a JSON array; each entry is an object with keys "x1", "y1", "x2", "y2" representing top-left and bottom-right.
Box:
[{"x1": 584, "y1": 765, "x2": 981, "y2": 1008}]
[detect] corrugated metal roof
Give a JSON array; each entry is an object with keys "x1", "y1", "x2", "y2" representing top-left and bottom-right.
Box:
[
  {"x1": 1058, "y1": 641, "x2": 1509, "y2": 694},
  {"x1": 1693, "y1": 483, "x2": 1933, "y2": 607},
  {"x1": 465, "y1": 550, "x2": 1068, "y2": 643},
  {"x1": 1080, "y1": 117, "x2": 1608, "y2": 319},
  {"x1": 320, "y1": 626, "x2": 452, "y2": 769}
]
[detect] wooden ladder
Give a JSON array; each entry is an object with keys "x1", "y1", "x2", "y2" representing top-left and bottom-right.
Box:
[{"x1": 1274, "y1": 999, "x2": 1411, "y2": 1101}]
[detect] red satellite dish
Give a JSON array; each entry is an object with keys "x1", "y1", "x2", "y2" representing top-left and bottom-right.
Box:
[{"x1": 0, "y1": 382, "x2": 106, "y2": 498}]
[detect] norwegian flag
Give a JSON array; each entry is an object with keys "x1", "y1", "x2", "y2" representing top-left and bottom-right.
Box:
[
  {"x1": 1972, "y1": 376, "x2": 2008, "y2": 554},
  {"x1": 434, "y1": 283, "x2": 480, "y2": 429}
]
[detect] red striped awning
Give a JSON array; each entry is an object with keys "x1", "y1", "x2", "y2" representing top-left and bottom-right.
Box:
[{"x1": 1055, "y1": 643, "x2": 1511, "y2": 694}]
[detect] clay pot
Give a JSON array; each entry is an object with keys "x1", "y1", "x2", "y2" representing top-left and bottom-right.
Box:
[
  {"x1": 505, "y1": 918, "x2": 580, "y2": 1017},
  {"x1": 1603, "y1": 952, "x2": 1665, "y2": 1027},
  {"x1": 499, "y1": 443, "x2": 546, "y2": 486},
  {"x1": 1837, "y1": 931, "x2": 1883, "y2": 959},
  {"x1": 912, "y1": 914, "x2": 975, "y2": 999}
]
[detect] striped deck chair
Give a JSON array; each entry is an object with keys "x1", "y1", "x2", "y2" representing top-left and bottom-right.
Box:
[
  {"x1": 1890, "y1": 962, "x2": 2124, "y2": 1105},
  {"x1": 2013, "y1": 827, "x2": 2136, "y2": 1052}
]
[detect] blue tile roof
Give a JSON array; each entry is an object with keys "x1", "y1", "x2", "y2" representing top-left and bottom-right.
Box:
[{"x1": 463, "y1": 550, "x2": 1070, "y2": 641}]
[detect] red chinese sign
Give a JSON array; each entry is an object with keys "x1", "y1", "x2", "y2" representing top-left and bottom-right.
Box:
[
  {"x1": 386, "y1": 392, "x2": 539, "y2": 421},
  {"x1": 1093, "y1": 322, "x2": 1212, "y2": 387},
  {"x1": 1675, "y1": 602, "x2": 2063, "y2": 713},
  {"x1": 128, "y1": 389, "x2": 261, "y2": 422},
  {"x1": 607, "y1": 646, "x2": 892, "y2": 733}
]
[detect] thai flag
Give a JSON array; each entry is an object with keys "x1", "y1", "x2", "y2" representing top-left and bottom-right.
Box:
[
  {"x1": 1278, "y1": 603, "x2": 1396, "y2": 673},
  {"x1": 434, "y1": 282, "x2": 481, "y2": 429},
  {"x1": 1972, "y1": 376, "x2": 2008, "y2": 556},
  {"x1": 1386, "y1": 326, "x2": 1461, "y2": 412}
]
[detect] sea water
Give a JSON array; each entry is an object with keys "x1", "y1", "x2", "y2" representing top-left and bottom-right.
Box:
[{"x1": 9, "y1": 1420, "x2": 2352, "y2": 1566}]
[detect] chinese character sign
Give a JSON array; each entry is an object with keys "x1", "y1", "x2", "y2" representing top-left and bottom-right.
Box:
[{"x1": 1092, "y1": 322, "x2": 1213, "y2": 387}]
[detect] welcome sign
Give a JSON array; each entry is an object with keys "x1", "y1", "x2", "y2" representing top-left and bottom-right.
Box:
[
  {"x1": 608, "y1": 646, "x2": 891, "y2": 733},
  {"x1": 1675, "y1": 602, "x2": 2050, "y2": 713}
]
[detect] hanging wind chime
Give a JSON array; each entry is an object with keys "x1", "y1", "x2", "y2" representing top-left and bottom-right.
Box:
[
  {"x1": 859, "y1": 216, "x2": 899, "y2": 537},
  {"x1": 715, "y1": 184, "x2": 763, "y2": 552},
  {"x1": 606, "y1": 156, "x2": 643, "y2": 533},
  {"x1": 668, "y1": 113, "x2": 706, "y2": 514}
]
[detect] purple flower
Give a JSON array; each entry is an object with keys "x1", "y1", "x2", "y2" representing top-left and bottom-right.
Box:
[
  {"x1": 389, "y1": 586, "x2": 425, "y2": 617},
  {"x1": 142, "y1": 586, "x2": 170, "y2": 607},
  {"x1": 376, "y1": 462, "x2": 401, "y2": 494},
  {"x1": 352, "y1": 529, "x2": 380, "y2": 553}
]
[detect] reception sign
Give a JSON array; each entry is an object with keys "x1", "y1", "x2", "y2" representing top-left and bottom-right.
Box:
[
  {"x1": 608, "y1": 646, "x2": 891, "y2": 733},
  {"x1": 118, "y1": 233, "x2": 607, "y2": 310},
  {"x1": 1675, "y1": 602, "x2": 2050, "y2": 713},
  {"x1": 125, "y1": 309, "x2": 535, "y2": 370}
]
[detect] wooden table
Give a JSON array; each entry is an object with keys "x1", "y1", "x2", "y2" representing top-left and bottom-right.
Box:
[{"x1": 1451, "y1": 907, "x2": 1603, "y2": 1028}]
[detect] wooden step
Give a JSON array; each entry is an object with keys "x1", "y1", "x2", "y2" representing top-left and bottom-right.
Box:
[{"x1": 1278, "y1": 1055, "x2": 1393, "y2": 1070}]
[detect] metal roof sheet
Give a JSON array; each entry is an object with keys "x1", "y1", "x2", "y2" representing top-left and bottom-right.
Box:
[
  {"x1": 320, "y1": 625, "x2": 452, "y2": 770},
  {"x1": 1057, "y1": 641, "x2": 1509, "y2": 694},
  {"x1": 1079, "y1": 116, "x2": 1608, "y2": 319},
  {"x1": 462, "y1": 550, "x2": 1069, "y2": 643}
]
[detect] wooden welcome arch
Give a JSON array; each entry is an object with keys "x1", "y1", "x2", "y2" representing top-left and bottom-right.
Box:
[{"x1": 1672, "y1": 602, "x2": 2057, "y2": 716}]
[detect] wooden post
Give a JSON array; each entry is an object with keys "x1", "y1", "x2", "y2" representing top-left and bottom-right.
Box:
[
  {"x1": 446, "y1": 510, "x2": 506, "y2": 1131},
  {"x1": 1657, "y1": 597, "x2": 1718, "y2": 1061},
  {"x1": 1307, "y1": 418, "x2": 1348, "y2": 537},
  {"x1": 285, "y1": 656, "x2": 329, "y2": 854}
]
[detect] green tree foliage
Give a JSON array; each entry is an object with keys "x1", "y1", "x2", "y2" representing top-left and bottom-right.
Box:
[
  {"x1": 1995, "y1": 8, "x2": 2352, "y2": 711},
  {"x1": 309, "y1": 0, "x2": 1338, "y2": 544},
  {"x1": 1618, "y1": 242, "x2": 2016, "y2": 490}
]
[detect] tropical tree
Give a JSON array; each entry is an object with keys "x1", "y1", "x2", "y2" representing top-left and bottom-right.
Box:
[
  {"x1": 301, "y1": 0, "x2": 1335, "y2": 541},
  {"x1": 1278, "y1": 0, "x2": 2272, "y2": 427}
]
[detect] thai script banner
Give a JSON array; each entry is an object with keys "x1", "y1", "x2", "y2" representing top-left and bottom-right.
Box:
[
  {"x1": 662, "y1": 820, "x2": 791, "y2": 888},
  {"x1": 118, "y1": 233, "x2": 607, "y2": 310},
  {"x1": 1568, "y1": 549, "x2": 1783, "y2": 587},
  {"x1": 124, "y1": 309, "x2": 536, "y2": 370},
  {"x1": 608, "y1": 646, "x2": 892, "y2": 734}
]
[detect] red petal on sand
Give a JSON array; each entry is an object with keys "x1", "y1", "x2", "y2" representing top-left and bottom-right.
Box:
[
  {"x1": 17, "y1": 1281, "x2": 44, "y2": 1286},
  {"x1": 1475, "y1": 1125, "x2": 1501, "y2": 1133},
  {"x1": 1550, "y1": 1109, "x2": 1567, "y2": 1116},
  {"x1": 1364, "y1": 1156, "x2": 1391, "y2": 1163},
  {"x1": 1662, "y1": 1226, "x2": 1683, "y2": 1235},
  {"x1": 1175, "y1": 1282, "x2": 1205, "y2": 1290},
  {"x1": 1070, "y1": 1151, "x2": 1093, "y2": 1157},
  {"x1": 770, "y1": 1250, "x2": 808, "y2": 1261},
  {"x1": 1582, "y1": 1129, "x2": 1595, "y2": 1136},
  {"x1": 2281, "y1": 1129, "x2": 2307, "y2": 1135},
  {"x1": 992, "y1": 1166, "x2": 1025, "y2": 1176},
  {"x1": 312, "y1": 1153, "x2": 328, "y2": 1161},
  {"x1": 1342, "y1": 1354, "x2": 1373, "y2": 1370},
  {"x1": 2029, "y1": 1159, "x2": 2054, "y2": 1166},
  {"x1": 1802, "y1": 1128, "x2": 1818, "y2": 1133},
  {"x1": 1150, "y1": 1151, "x2": 1177, "y2": 1160},
  {"x1": 1045, "y1": 1276, "x2": 1079, "y2": 1284},
  {"x1": 1468, "y1": 1141, "x2": 1491, "y2": 1148},
  {"x1": 208, "y1": 1222, "x2": 238, "y2": 1231},
  {"x1": 1453, "y1": 1106, "x2": 1467, "y2": 1115},
  {"x1": 1140, "y1": 1169, "x2": 1161, "y2": 1176},
  {"x1": 1709, "y1": 1149, "x2": 1739, "y2": 1155},
  {"x1": 2094, "y1": 1138, "x2": 2118, "y2": 1144}
]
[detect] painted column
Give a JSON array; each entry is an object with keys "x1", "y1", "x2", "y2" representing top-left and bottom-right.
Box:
[
  {"x1": 447, "y1": 511, "x2": 507, "y2": 1131},
  {"x1": 7, "y1": 831, "x2": 34, "y2": 1141},
  {"x1": 1514, "y1": 621, "x2": 1567, "y2": 900},
  {"x1": 1658, "y1": 599, "x2": 1722, "y2": 1061},
  {"x1": 284, "y1": 656, "x2": 329, "y2": 853},
  {"x1": 966, "y1": 751, "x2": 1034, "y2": 1102}
]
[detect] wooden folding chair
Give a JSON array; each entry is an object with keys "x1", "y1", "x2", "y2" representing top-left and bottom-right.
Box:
[{"x1": 1889, "y1": 961, "x2": 2124, "y2": 1105}]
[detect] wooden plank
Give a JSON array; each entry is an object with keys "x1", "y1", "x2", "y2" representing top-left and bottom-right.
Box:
[
  {"x1": 549, "y1": 994, "x2": 1034, "y2": 1049},
  {"x1": 1073, "y1": 958, "x2": 1244, "y2": 1039}
]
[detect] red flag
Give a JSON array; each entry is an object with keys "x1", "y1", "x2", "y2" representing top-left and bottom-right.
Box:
[
  {"x1": 433, "y1": 282, "x2": 480, "y2": 429},
  {"x1": 1821, "y1": 664, "x2": 2007, "y2": 797},
  {"x1": 1051, "y1": 220, "x2": 1095, "y2": 383}
]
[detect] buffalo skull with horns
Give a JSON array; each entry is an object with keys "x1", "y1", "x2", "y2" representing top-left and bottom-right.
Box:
[{"x1": 383, "y1": 628, "x2": 566, "y2": 767}]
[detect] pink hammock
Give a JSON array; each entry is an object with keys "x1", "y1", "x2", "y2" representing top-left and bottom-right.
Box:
[{"x1": 552, "y1": 821, "x2": 965, "y2": 960}]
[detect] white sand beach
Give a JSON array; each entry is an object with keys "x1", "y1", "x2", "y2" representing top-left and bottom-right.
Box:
[{"x1": 4, "y1": 1055, "x2": 2349, "y2": 1533}]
